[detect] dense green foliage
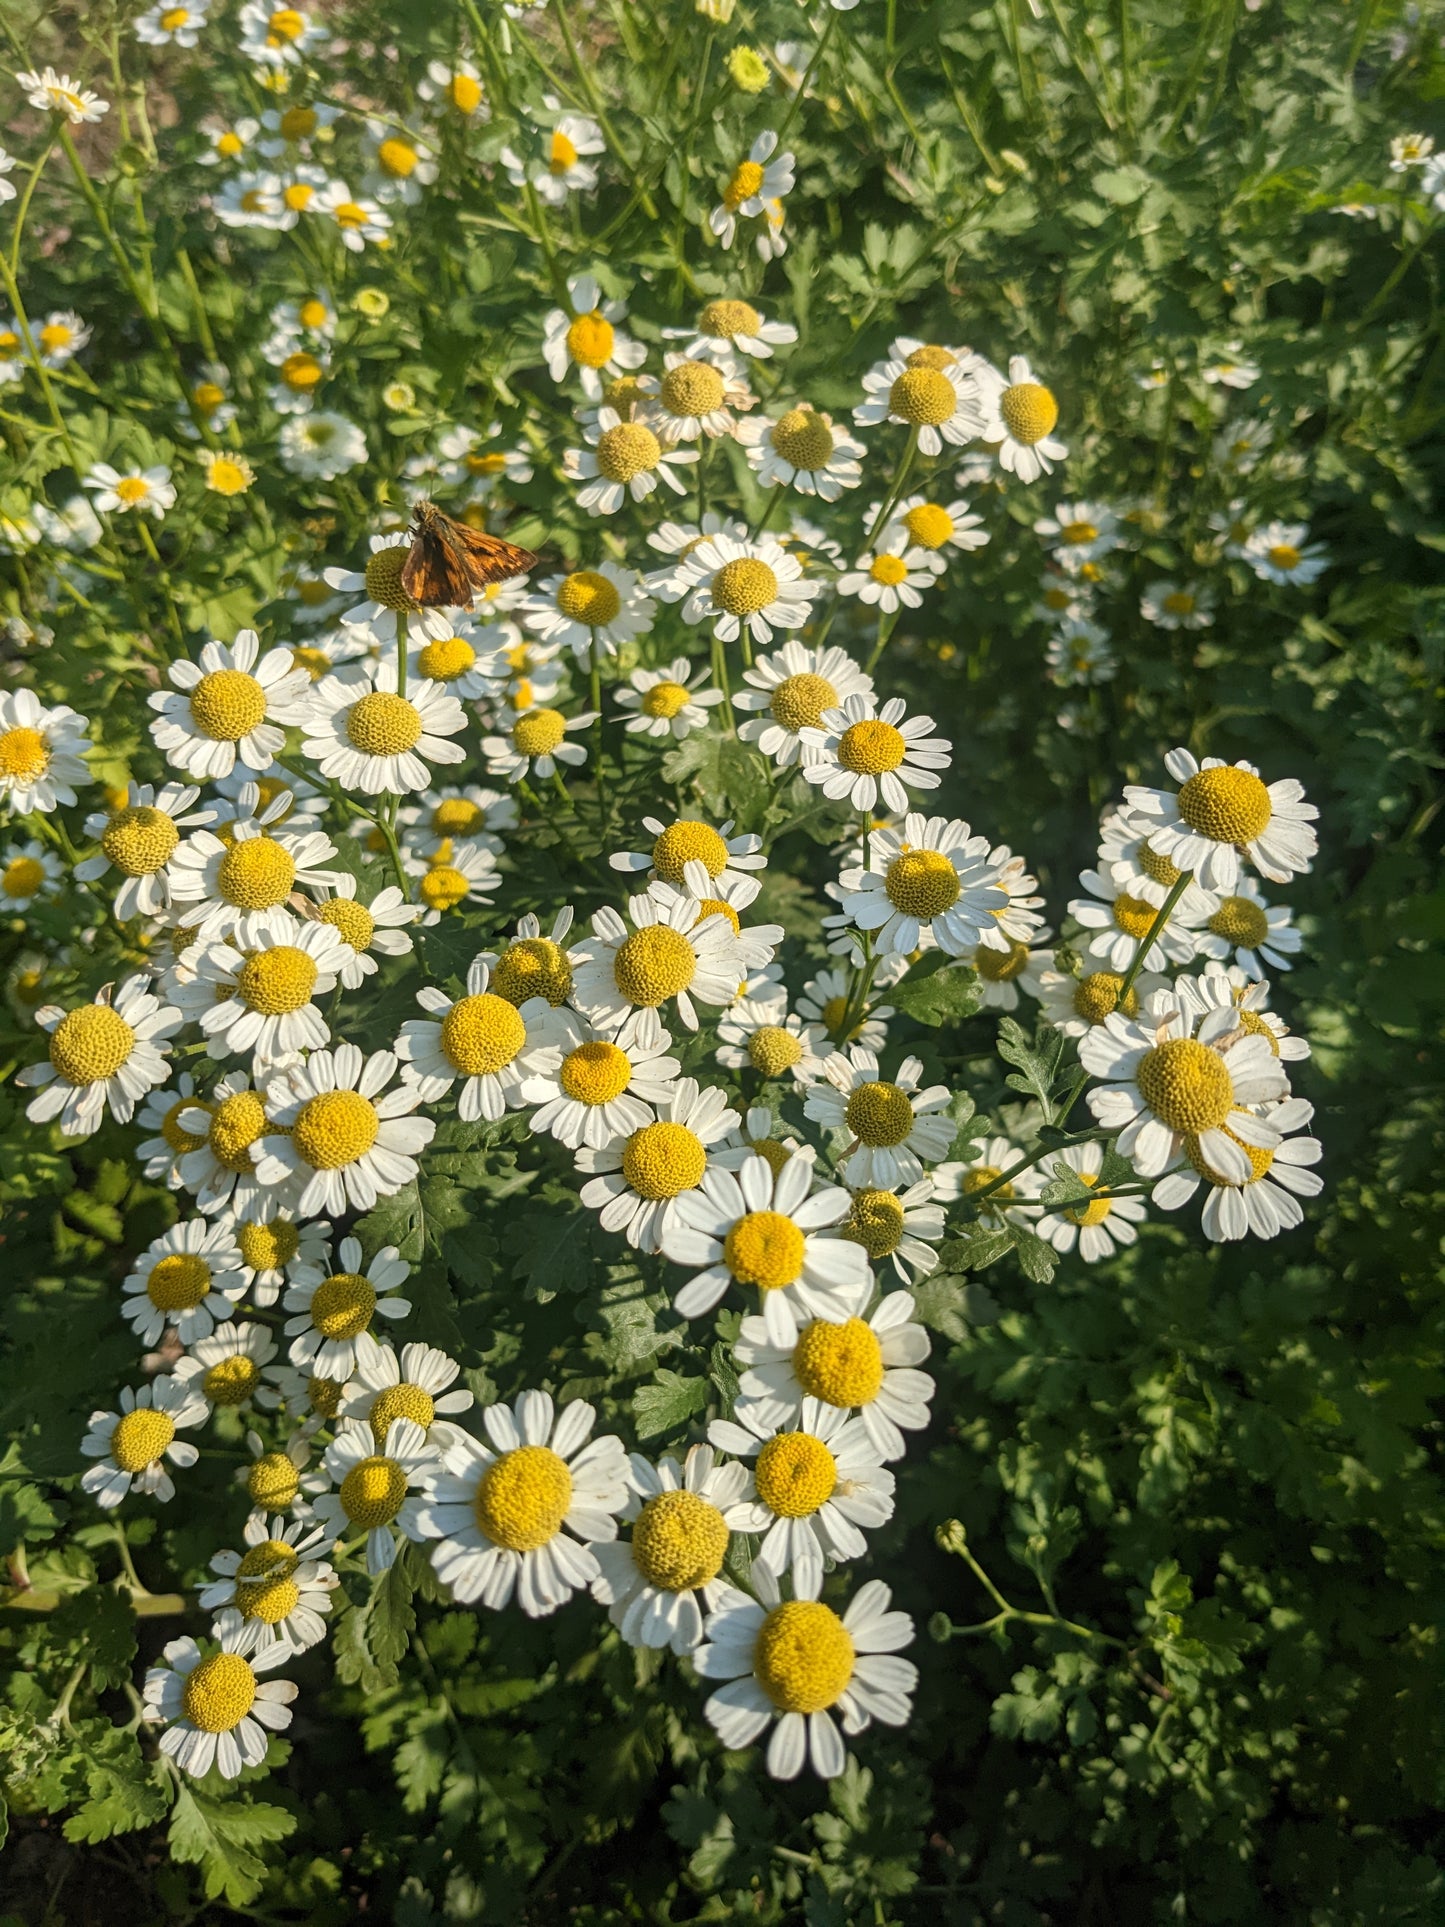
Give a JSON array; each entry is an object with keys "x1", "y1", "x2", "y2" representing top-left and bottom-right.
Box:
[{"x1": 1, "y1": 1, "x2": 1442, "y2": 1921}]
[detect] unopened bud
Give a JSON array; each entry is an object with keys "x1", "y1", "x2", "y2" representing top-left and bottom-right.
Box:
[{"x1": 935, "y1": 1519, "x2": 968, "y2": 1557}]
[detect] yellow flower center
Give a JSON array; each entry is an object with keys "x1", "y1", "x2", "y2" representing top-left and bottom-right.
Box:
[
  {"x1": 280, "y1": 350, "x2": 323, "y2": 391},
  {"x1": 492, "y1": 936, "x2": 573, "y2": 1006},
  {"x1": 845, "y1": 1190, "x2": 906, "y2": 1263},
  {"x1": 236, "y1": 946, "x2": 319, "y2": 1015},
  {"x1": 440, "y1": 991, "x2": 526, "y2": 1078},
  {"x1": 710, "y1": 556, "x2": 778, "y2": 617},
  {"x1": 631, "y1": 1489, "x2": 729, "y2": 1591},
  {"x1": 339, "y1": 1454, "x2": 407, "y2": 1528},
  {"x1": 1062, "y1": 1173, "x2": 1112, "y2": 1228},
  {"x1": 869, "y1": 554, "x2": 910, "y2": 586},
  {"x1": 595, "y1": 421, "x2": 661, "y2": 484},
  {"x1": 464, "y1": 452, "x2": 507, "y2": 475},
  {"x1": 1176, "y1": 766, "x2": 1272, "y2": 844},
  {"x1": 1136, "y1": 840, "x2": 1183, "y2": 887},
  {"x1": 215, "y1": 836, "x2": 295, "y2": 912},
  {"x1": 2, "y1": 855, "x2": 44, "y2": 897},
  {"x1": 902, "y1": 503, "x2": 953, "y2": 548},
  {"x1": 1111, "y1": 891, "x2": 1158, "y2": 940},
  {"x1": 420, "y1": 866, "x2": 470, "y2": 911},
  {"x1": 640, "y1": 679, "x2": 691, "y2": 719},
  {"x1": 565, "y1": 309, "x2": 615, "y2": 369},
  {"x1": 886, "y1": 847, "x2": 959, "y2": 918},
  {"x1": 754, "y1": 1599, "x2": 855, "y2": 1713},
  {"x1": 1136, "y1": 1038, "x2": 1234, "y2": 1135},
  {"x1": 1163, "y1": 592, "x2": 1196, "y2": 617},
  {"x1": 998, "y1": 381, "x2": 1059, "y2": 444},
  {"x1": 697, "y1": 896, "x2": 739, "y2": 933},
  {"x1": 549, "y1": 129, "x2": 579, "y2": 173},
  {"x1": 204, "y1": 1353, "x2": 260, "y2": 1406},
  {"x1": 347, "y1": 691, "x2": 424, "y2": 757},
  {"x1": 182, "y1": 1652, "x2": 256, "y2": 1732},
  {"x1": 838, "y1": 719, "x2": 906, "y2": 775},
  {"x1": 698, "y1": 298, "x2": 761, "y2": 338},
  {"x1": 754, "y1": 1431, "x2": 837, "y2": 1517},
  {"x1": 309, "y1": 1271, "x2": 377, "y2": 1340},
  {"x1": 308, "y1": 1375, "x2": 344, "y2": 1417},
  {"x1": 189, "y1": 668, "x2": 268, "y2": 743},
  {"x1": 207, "y1": 457, "x2": 252, "y2": 496},
  {"x1": 1043, "y1": 586, "x2": 1072, "y2": 611},
  {"x1": 316, "y1": 897, "x2": 375, "y2": 950},
  {"x1": 1060, "y1": 519, "x2": 1098, "y2": 545},
  {"x1": 208, "y1": 1090, "x2": 267, "y2": 1172},
  {"x1": 237, "y1": 1560, "x2": 300, "y2": 1625},
  {"x1": 963, "y1": 1165, "x2": 1011, "y2": 1202},
  {"x1": 1072, "y1": 973, "x2": 1135, "y2": 1028},
  {"x1": 793, "y1": 1313, "x2": 885, "y2": 1404},
  {"x1": 237, "y1": 1217, "x2": 300, "y2": 1272},
  {"x1": 770, "y1": 406, "x2": 834, "y2": 470},
  {"x1": 115, "y1": 477, "x2": 152, "y2": 506},
  {"x1": 558, "y1": 1040, "x2": 633, "y2": 1105},
  {"x1": 748, "y1": 1136, "x2": 793, "y2": 1177},
  {"x1": 48, "y1": 1005, "x2": 136, "y2": 1085},
  {"x1": 111, "y1": 1406, "x2": 175, "y2": 1473},
  {"x1": 613, "y1": 924, "x2": 697, "y2": 1006},
  {"x1": 1208, "y1": 895, "x2": 1270, "y2": 948},
  {"x1": 976, "y1": 937, "x2": 1030, "y2": 983},
  {"x1": 723, "y1": 1209, "x2": 805, "y2": 1290},
  {"x1": 888, "y1": 367, "x2": 956, "y2": 426},
  {"x1": 1267, "y1": 543, "x2": 1302, "y2": 572},
  {"x1": 415, "y1": 635, "x2": 476, "y2": 682},
  {"x1": 161, "y1": 1095, "x2": 211, "y2": 1155},
  {"x1": 146, "y1": 1251, "x2": 212, "y2": 1312},
  {"x1": 845, "y1": 1080, "x2": 914, "y2": 1147},
  {"x1": 363, "y1": 546, "x2": 415, "y2": 611},
  {"x1": 1236, "y1": 1008, "x2": 1280, "y2": 1055},
  {"x1": 216, "y1": 130, "x2": 244, "y2": 158},
  {"x1": 660, "y1": 360, "x2": 726, "y2": 418},
  {"x1": 651, "y1": 819, "x2": 729, "y2": 883},
  {"x1": 603, "y1": 373, "x2": 645, "y2": 409},
  {"x1": 368, "y1": 1381, "x2": 435, "y2": 1444},
  {"x1": 1186, "y1": 1126, "x2": 1276, "y2": 1186},
  {"x1": 278, "y1": 104, "x2": 314, "y2": 138},
  {"x1": 747, "y1": 1025, "x2": 803, "y2": 1077},
  {"x1": 769, "y1": 672, "x2": 836, "y2": 732},
  {"x1": 510, "y1": 708, "x2": 567, "y2": 758},
  {"x1": 449, "y1": 74, "x2": 483, "y2": 114},
  {"x1": 378, "y1": 138, "x2": 419, "y2": 178},
  {"x1": 474, "y1": 1444, "x2": 572, "y2": 1550},
  {"x1": 331, "y1": 200, "x2": 371, "y2": 230},
  {"x1": 38, "y1": 323, "x2": 73, "y2": 353},
  {"x1": 555, "y1": 570, "x2": 622, "y2": 627},
  {"x1": 430, "y1": 798, "x2": 484, "y2": 837},
  {"x1": 293, "y1": 1088, "x2": 380, "y2": 1170},
  {"x1": 621, "y1": 1120, "x2": 707, "y2": 1199},
  {"x1": 723, "y1": 159, "x2": 765, "y2": 209},
  {"x1": 248, "y1": 1451, "x2": 301, "y2": 1510}
]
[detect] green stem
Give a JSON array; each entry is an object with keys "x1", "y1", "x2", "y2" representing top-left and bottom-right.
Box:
[
  {"x1": 7, "y1": 139, "x2": 56, "y2": 279},
  {"x1": 775, "y1": 10, "x2": 840, "y2": 146},
  {"x1": 549, "y1": 0, "x2": 659, "y2": 217},
  {"x1": 864, "y1": 608, "x2": 900, "y2": 675},
  {"x1": 863, "y1": 425, "x2": 919, "y2": 547}
]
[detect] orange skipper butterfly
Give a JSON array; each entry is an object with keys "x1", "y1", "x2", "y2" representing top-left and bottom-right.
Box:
[{"x1": 400, "y1": 499, "x2": 539, "y2": 607}]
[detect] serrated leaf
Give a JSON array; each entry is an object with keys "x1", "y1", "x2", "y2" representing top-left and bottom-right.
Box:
[
  {"x1": 938, "y1": 1226, "x2": 1016, "y2": 1272},
  {"x1": 633, "y1": 1369, "x2": 707, "y2": 1440},
  {"x1": 889, "y1": 960, "x2": 983, "y2": 1027},
  {"x1": 369, "y1": 1546, "x2": 417, "y2": 1677},
  {"x1": 168, "y1": 1785, "x2": 296, "y2": 1907},
  {"x1": 1011, "y1": 1228, "x2": 1056, "y2": 1284}
]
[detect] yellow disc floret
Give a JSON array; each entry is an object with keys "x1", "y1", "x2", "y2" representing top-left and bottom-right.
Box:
[
  {"x1": 1073, "y1": 972, "x2": 1138, "y2": 1024},
  {"x1": 559, "y1": 1040, "x2": 633, "y2": 1105},
  {"x1": 347, "y1": 692, "x2": 423, "y2": 758},
  {"x1": 1062, "y1": 1175, "x2": 1113, "y2": 1228},
  {"x1": 309, "y1": 1271, "x2": 376, "y2": 1341},
  {"x1": 316, "y1": 897, "x2": 374, "y2": 951},
  {"x1": 188, "y1": 669, "x2": 268, "y2": 742},
  {"x1": 888, "y1": 366, "x2": 956, "y2": 426},
  {"x1": 754, "y1": 1599, "x2": 855, "y2": 1713},
  {"x1": 613, "y1": 924, "x2": 697, "y2": 1005},
  {"x1": 217, "y1": 837, "x2": 296, "y2": 910},
  {"x1": 748, "y1": 1026, "x2": 804, "y2": 1077},
  {"x1": 363, "y1": 546, "x2": 415, "y2": 612},
  {"x1": 651, "y1": 820, "x2": 729, "y2": 883},
  {"x1": 886, "y1": 848, "x2": 959, "y2": 919},
  {"x1": 976, "y1": 938, "x2": 1030, "y2": 983},
  {"x1": 870, "y1": 554, "x2": 910, "y2": 587},
  {"x1": 102, "y1": 804, "x2": 179, "y2": 875},
  {"x1": 770, "y1": 672, "x2": 837, "y2": 732},
  {"x1": 1208, "y1": 895, "x2": 1270, "y2": 948},
  {"x1": 308, "y1": 1376, "x2": 344, "y2": 1417},
  {"x1": 710, "y1": 557, "x2": 778, "y2": 617},
  {"x1": 724, "y1": 158, "x2": 764, "y2": 209},
  {"x1": 237, "y1": 946, "x2": 319, "y2": 1015},
  {"x1": 208, "y1": 1090, "x2": 267, "y2": 1172},
  {"x1": 0, "y1": 727, "x2": 50, "y2": 780},
  {"x1": 845, "y1": 1080, "x2": 914, "y2": 1147},
  {"x1": 248, "y1": 1451, "x2": 301, "y2": 1511},
  {"x1": 420, "y1": 866, "x2": 470, "y2": 912},
  {"x1": 723, "y1": 1209, "x2": 806, "y2": 1290},
  {"x1": 368, "y1": 1382, "x2": 435, "y2": 1444},
  {"x1": 339, "y1": 1454, "x2": 407, "y2": 1528},
  {"x1": 1137, "y1": 840, "x2": 1183, "y2": 887},
  {"x1": 48, "y1": 1005, "x2": 135, "y2": 1085},
  {"x1": 1135, "y1": 1037, "x2": 1234, "y2": 1135},
  {"x1": 146, "y1": 1251, "x2": 212, "y2": 1312},
  {"x1": 203, "y1": 1353, "x2": 260, "y2": 1406},
  {"x1": 474, "y1": 1444, "x2": 571, "y2": 1550},
  {"x1": 416, "y1": 636, "x2": 477, "y2": 682},
  {"x1": 754, "y1": 1431, "x2": 837, "y2": 1517},
  {"x1": 1110, "y1": 892, "x2": 1158, "y2": 940},
  {"x1": 845, "y1": 1190, "x2": 905, "y2": 1262},
  {"x1": 492, "y1": 937, "x2": 573, "y2": 1007},
  {"x1": 566, "y1": 309, "x2": 615, "y2": 368},
  {"x1": 596, "y1": 422, "x2": 661, "y2": 484},
  {"x1": 161, "y1": 1096, "x2": 212, "y2": 1156},
  {"x1": 440, "y1": 991, "x2": 526, "y2": 1077},
  {"x1": 621, "y1": 1121, "x2": 707, "y2": 1199},
  {"x1": 998, "y1": 381, "x2": 1059, "y2": 445},
  {"x1": 555, "y1": 571, "x2": 621, "y2": 627},
  {"x1": 292, "y1": 1088, "x2": 379, "y2": 1170},
  {"x1": 837, "y1": 719, "x2": 906, "y2": 775},
  {"x1": 512, "y1": 708, "x2": 567, "y2": 757},
  {"x1": 771, "y1": 407, "x2": 835, "y2": 471},
  {"x1": 641, "y1": 680, "x2": 691, "y2": 718},
  {"x1": 182, "y1": 1652, "x2": 256, "y2": 1732},
  {"x1": 793, "y1": 1315, "x2": 885, "y2": 1405},
  {"x1": 111, "y1": 1406, "x2": 175, "y2": 1473},
  {"x1": 698, "y1": 298, "x2": 761, "y2": 339},
  {"x1": 1176, "y1": 765, "x2": 1272, "y2": 845},
  {"x1": 661, "y1": 360, "x2": 726, "y2": 417},
  {"x1": 902, "y1": 503, "x2": 954, "y2": 549},
  {"x1": 630, "y1": 1489, "x2": 730, "y2": 1591}
]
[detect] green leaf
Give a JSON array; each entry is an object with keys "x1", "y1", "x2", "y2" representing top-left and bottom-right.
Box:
[
  {"x1": 996, "y1": 1018, "x2": 1068, "y2": 1116},
  {"x1": 633, "y1": 1369, "x2": 708, "y2": 1440},
  {"x1": 889, "y1": 960, "x2": 984, "y2": 1027},
  {"x1": 938, "y1": 1226, "x2": 1016, "y2": 1272},
  {"x1": 370, "y1": 1548, "x2": 417, "y2": 1678},
  {"x1": 168, "y1": 1785, "x2": 296, "y2": 1907},
  {"x1": 1011, "y1": 1228, "x2": 1056, "y2": 1285}
]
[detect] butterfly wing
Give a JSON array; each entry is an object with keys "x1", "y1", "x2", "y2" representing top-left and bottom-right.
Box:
[{"x1": 401, "y1": 505, "x2": 537, "y2": 605}]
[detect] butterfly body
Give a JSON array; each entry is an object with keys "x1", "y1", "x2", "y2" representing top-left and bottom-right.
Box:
[{"x1": 401, "y1": 499, "x2": 538, "y2": 607}]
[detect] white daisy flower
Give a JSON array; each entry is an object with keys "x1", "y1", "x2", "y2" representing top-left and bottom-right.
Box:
[
  {"x1": 0, "y1": 687, "x2": 91, "y2": 815},
  {"x1": 575, "y1": 1077, "x2": 739, "y2": 1253},
  {"x1": 1122, "y1": 749, "x2": 1319, "y2": 891},
  {"x1": 364, "y1": 123, "x2": 439, "y2": 205},
  {"x1": 1193, "y1": 876, "x2": 1302, "y2": 979},
  {"x1": 133, "y1": 1072, "x2": 211, "y2": 1188},
  {"x1": 416, "y1": 1390, "x2": 629, "y2": 1613},
  {"x1": 877, "y1": 495, "x2": 989, "y2": 559},
  {"x1": 1033, "y1": 577, "x2": 1094, "y2": 625},
  {"x1": 589, "y1": 1444, "x2": 751, "y2": 1654},
  {"x1": 306, "y1": 875, "x2": 420, "y2": 988},
  {"x1": 18, "y1": 975, "x2": 180, "y2": 1137},
  {"x1": 314, "y1": 180, "x2": 391, "y2": 250},
  {"x1": 521, "y1": 561, "x2": 654, "y2": 662},
  {"x1": 312, "y1": 1417, "x2": 436, "y2": 1576},
  {"x1": 1140, "y1": 580, "x2": 1215, "y2": 631},
  {"x1": 121, "y1": 1219, "x2": 247, "y2": 1348},
  {"x1": 256, "y1": 1361, "x2": 351, "y2": 1430},
  {"x1": 1047, "y1": 619, "x2": 1117, "y2": 686},
  {"x1": 75, "y1": 782, "x2": 214, "y2": 919},
  {"x1": 733, "y1": 1276, "x2": 934, "y2": 1461},
  {"x1": 338, "y1": 1333, "x2": 474, "y2": 1452},
  {"x1": 230, "y1": 1206, "x2": 331, "y2": 1308},
  {"x1": 256, "y1": 1042, "x2": 436, "y2": 1216},
  {"x1": 30, "y1": 491, "x2": 102, "y2": 549},
  {"x1": 541, "y1": 273, "x2": 647, "y2": 398},
  {"x1": 696, "y1": 1566, "x2": 916, "y2": 1780},
  {"x1": 644, "y1": 511, "x2": 749, "y2": 596},
  {"x1": 213, "y1": 171, "x2": 287, "y2": 231},
  {"x1": 283, "y1": 1236, "x2": 412, "y2": 1381},
  {"x1": 148, "y1": 629, "x2": 310, "y2": 782},
  {"x1": 715, "y1": 995, "x2": 833, "y2": 1086},
  {"x1": 1243, "y1": 520, "x2": 1330, "y2": 586},
  {"x1": 1067, "y1": 866, "x2": 1207, "y2": 973},
  {"x1": 614, "y1": 657, "x2": 725, "y2": 740},
  {"x1": 406, "y1": 621, "x2": 498, "y2": 700},
  {"x1": 265, "y1": 338, "x2": 329, "y2": 413},
  {"x1": 1167, "y1": 964, "x2": 1311, "y2": 1064},
  {"x1": 837, "y1": 814, "x2": 1010, "y2": 958},
  {"x1": 1080, "y1": 998, "x2": 1291, "y2": 1182},
  {"x1": 709, "y1": 131, "x2": 796, "y2": 251},
  {"x1": 200, "y1": 1516, "x2": 338, "y2": 1654},
  {"x1": 795, "y1": 967, "x2": 892, "y2": 1053},
  {"x1": 675, "y1": 532, "x2": 820, "y2": 646},
  {"x1": 837, "y1": 543, "x2": 944, "y2": 613},
  {"x1": 1390, "y1": 132, "x2": 1434, "y2": 169},
  {"x1": 805, "y1": 1047, "x2": 954, "y2": 1191},
  {"x1": 0, "y1": 839, "x2": 62, "y2": 910},
  {"x1": 734, "y1": 641, "x2": 874, "y2": 770},
  {"x1": 17, "y1": 67, "x2": 108, "y2": 123},
  {"x1": 661, "y1": 1149, "x2": 868, "y2": 1341},
  {"x1": 403, "y1": 838, "x2": 502, "y2": 924},
  {"x1": 143, "y1": 1632, "x2": 295, "y2": 1780},
  {"x1": 174, "y1": 1072, "x2": 280, "y2": 1219},
  {"x1": 1201, "y1": 346, "x2": 1260, "y2": 389},
  {"x1": 1034, "y1": 1142, "x2": 1147, "y2": 1263},
  {"x1": 570, "y1": 890, "x2": 744, "y2": 1034},
  {"x1": 172, "y1": 919, "x2": 350, "y2": 1072},
  {"x1": 1032, "y1": 501, "x2": 1121, "y2": 564},
  {"x1": 735, "y1": 405, "x2": 864, "y2": 499},
  {"x1": 1152, "y1": 1096, "x2": 1322, "y2": 1242},
  {"x1": 237, "y1": 0, "x2": 326, "y2": 63},
  {"x1": 799, "y1": 692, "x2": 952, "y2": 815},
  {"x1": 931, "y1": 1135, "x2": 1042, "y2": 1227},
  {"x1": 1095, "y1": 805, "x2": 1198, "y2": 909},
  {"x1": 323, "y1": 532, "x2": 458, "y2": 641},
  {"x1": 418, "y1": 58, "x2": 488, "y2": 119},
  {"x1": 427, "y1": 424, "x2": 535, "y2": 501},
  {"x1": 278, "y1": 411, "x2": 368, "y2": 480},
  {"x1": 841, "y1": 1180, "x2": 946, "y2": 1287},
  {"x1": 609, "y1": 814, "x2": 765, "y2": 890},
  {"x1": 479, "y1": 908, "x2": 581, "y2": 1009},
  {"x1": 663, "y1": 297, "x2": 798, "y2": 365},
  {"x1": 79, "y1": 1376, "x2": 207, "y2": 1509},
  {"x1": 500, "y1": 113, "x2": 605, "y2": 204},
  {"x1": 1212, "y1": 418, "x2": 1273, "y2": 471},
  {"x1": 651, "y1": 857, "x2": 784, "y2": 976},
  {"x1": 517, "y1": 1005, "x2": 680, "y2": 1151},
  {"x1": 237, "y1": 1428, "x2": 314, "y2": 1522},
  {"x1": 33, "y1": 309, "x2": 91, "y2": 366},
  {"x1": 301, "y1": 660, "x2": 467, "y2": 796},
  {"x1": 396, "y1": 957, "x2": 553, "y2": 1123},
  {"x1": 255, "y1": 100, "x2": 339, "y2": 159},
  {"x1": 853, "y1": 354, "x2": 984, "y2": 457},
  {"x1": 398, "y1": 785, "x2": 517, "y2": 860},
  {"x1": 565, "y1": 407, "x2": 698, "y2": 514},
  {"x1": 173, "y1": 1321, "x2": 279, "y2": 1416},
  {"x1": 81, "y1": 462, "x2": 175, "y2": 519},
  {"x1": 973, "y1": 354, "x2": 1068, "y2": 482},
  {"x1": 168, "y1": 791, "x2": 338, "y2": 947}
]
